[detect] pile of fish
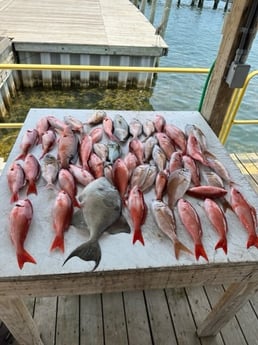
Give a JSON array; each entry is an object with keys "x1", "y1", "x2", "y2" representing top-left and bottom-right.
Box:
[{"x1": 6, "y1": 111, "x2": 258, "y2": 270}]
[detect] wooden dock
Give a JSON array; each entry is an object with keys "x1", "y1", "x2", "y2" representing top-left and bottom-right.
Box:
[{"x1": 0, "y1": 0, "x2": 168, "y2": 88}]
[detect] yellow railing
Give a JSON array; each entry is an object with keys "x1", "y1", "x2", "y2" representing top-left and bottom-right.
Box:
[
  {"x1": 0, "y1": 63, "x2": 257, "y2": 143},
  {"x1": 0, "y1": 64, "x2": 209, "y2": 129},
  {"x1": 219, "y1": 70, "x2": 258, "y2": 144}
]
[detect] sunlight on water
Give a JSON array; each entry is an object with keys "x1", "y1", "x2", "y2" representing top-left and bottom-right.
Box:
[{"x1": 1, "y1": 0, "x2": 258, "y2": 157}]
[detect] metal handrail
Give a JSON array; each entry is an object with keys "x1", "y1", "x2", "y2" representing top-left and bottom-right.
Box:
[
  {"x1": 1, "y1": 63, "x2": 257, "y2": 141},
  {"x1": 0, "y1": 64, "x2": 209, "y2": 74},
  {"x1": 0, "y1": 64, "x2": 209, "y2": 129},
  {"x1": 219, "y1": 70, "x2": 258, "y2": 144}
]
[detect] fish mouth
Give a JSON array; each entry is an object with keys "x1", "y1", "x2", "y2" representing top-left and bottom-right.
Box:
[{"x1": 63, "y1": 239, "x2": 101, "y2": 271}]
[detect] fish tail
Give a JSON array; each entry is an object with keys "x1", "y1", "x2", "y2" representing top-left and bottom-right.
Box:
[
  {"x1": 45, "y1": 182, "x2": 58, "y2": 191},
  {"x1": 10, "y1": 192, "x2": 19, "y2": 203},
  {"x1": 195, "y1": 243, "x2": 209, "y2": 262},
  {"x1": 27, "y1": 181, "x2": 38, "y2": 195},
  {"x1": 174, "y1": 240, "x2": 193, "y2": 260},
  {"x1": 132, "y1": 228, "x2": 145, "y2": 245},
  {"x1": 247, "y1": 234, "x2": 258, "y2": 249},
  {"x1": 50, "y1": 234, "x2": 65, "y2": 252},
  {"x1": 63, "y1": 239, "x2": 101, "y2": 271},
  {"x1": 17, "y1": 250, "x2": 37, "y2": 269},
  {"x1": 215, "y1": 237, "x2": 228, "y2": 255}
]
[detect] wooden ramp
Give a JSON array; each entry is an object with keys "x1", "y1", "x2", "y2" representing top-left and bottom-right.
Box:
[
  {"x1": 5, "y1": 152, "x2": 258, "y2": 345},
  {"x1": 0, "y1": 0, "x2": 168, "y2": 88}
]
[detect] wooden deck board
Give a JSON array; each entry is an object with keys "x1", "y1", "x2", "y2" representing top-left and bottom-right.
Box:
[{"x1": 0, "y1": 0, "x2": 167, "y2": 50}]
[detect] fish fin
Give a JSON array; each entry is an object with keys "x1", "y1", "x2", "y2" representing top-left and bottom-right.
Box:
[
  {"x1": 106, "y1": 214, "x2": 131, "y2": 234},
  {"x1": 17, "y1": 250, "x2": 37, "y2": 269},
  {"x1": 73, "y1": 197, "x2": 81, "y2": 208},
  {"x1": 39, "y1": 152, "x2": 46, "y2": 160},
  {"x1": 15, "y1": 153, "x2": 26, "y2": 161},
  {"x1": 50, "y1": 235, "x2": 65, "y2": 253},
  {"x1": 71, "y1": 209, "x2": 88, "y2": 230},
  {"x1": 247, "y1": 235, "x2": 258, "y2": 249},
  {"x1": 220, "y1": 197, "x2": 233, "y2": 213},
  {"x1": 174, "y1": 240, "x2": 193, "y2": 260},
  {"x1": 63, "y1": 240, "x2": 101, "y2": 271},
  {"x1": 195, "y1": 243, "x2": 208, "y2": 262},
  {"x1": 10, "y1": 192, "x2": 19, "y2": 203},
  {"x1": 215, "y1": 237, "x2": 228, "y2": 255},
  {"x1": 132, "y1": 228, "x2": 145, "y2": 245},
  {"x1": 27, "y1": 180, "x2": 38, "y2": 195}
]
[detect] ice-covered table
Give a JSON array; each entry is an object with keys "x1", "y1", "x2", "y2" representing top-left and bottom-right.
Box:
[{"x1": 0, "y1": 109, "x2": 258, "y2": 344}]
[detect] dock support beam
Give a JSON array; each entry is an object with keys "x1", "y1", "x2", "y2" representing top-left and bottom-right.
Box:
[{"x1": 200, "y1": 0, "x2": 258, "y2": 136}]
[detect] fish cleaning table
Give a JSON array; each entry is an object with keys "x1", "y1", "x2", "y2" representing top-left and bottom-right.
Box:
[{"x1": 0, "y1": 109, "x2": 258, "y2": 345}]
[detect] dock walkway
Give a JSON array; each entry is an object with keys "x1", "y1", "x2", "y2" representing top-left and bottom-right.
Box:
[{"x1": 0, "y1": 0, "x2": 168, "y2": 88}]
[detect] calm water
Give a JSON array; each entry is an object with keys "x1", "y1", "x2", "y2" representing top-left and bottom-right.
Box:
[{"x1": 2, "y1": 0, "x2": 258, "y2": 157}]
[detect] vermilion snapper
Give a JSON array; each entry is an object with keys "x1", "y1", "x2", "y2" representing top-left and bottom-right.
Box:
[
  {"x1": 112, "y1": 158, "x2": 129, "y2": 203},
  {"x1": 230, "y1": 187, "x2": 258, "y2": 249},
  {"x1": 58, "y1": 125, "x2": 79, "y2": 169},
  {"x1": 58, "y1": 169, "x2": 81, "y2": 208},
  {"x1": 7, "y1": 162, "x2": 26, "y2": 203},
  {"x1": 51, "y1": 191, "x2": 73, "y2": 252},
  {"x1": 23, "y1": 153, "x2": 41, "y2": 195},
  {"x1": 9, "y1": 199, "x2": 36, "y2": 269},
  {"x1": 15, "y1": 129, "x2": 39, "y2": 161},
  {"x1": 203, "y1": 198, "x2": 228, "y2": 254},
  {"x1": 126, "y1": 185, "x2": 147, "y2": 245},
  {"x1": 177, "y1": 198, "x2": 208, "y2": 261}
]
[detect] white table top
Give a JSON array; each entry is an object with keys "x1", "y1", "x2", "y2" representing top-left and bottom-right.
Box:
[{"x1": 0, "y1": 109, "x2": 258, "y2": 281}]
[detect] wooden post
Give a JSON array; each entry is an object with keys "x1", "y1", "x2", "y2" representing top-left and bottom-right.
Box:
[
  {"x1": 190, "y1": 0, "x2": 196, "y2": 7},
  {"x1": 197, "y1": 0, "x2": 204, "y2": 8},
  {"x1": 224, "y1": 0, "x2": 230, "y2": 12},
  {"x1": 200, "y1": 0, "x2": 258, "y2": 136},
  {"x1": 149, "y1": 0, "x2": 157, "y2": 24},
  {"x1": 213, "y1": 0, "x2": 220, "y2": 10},
  {"x1": 159, "y1": 0, "x2": 172, "y2": 38}
]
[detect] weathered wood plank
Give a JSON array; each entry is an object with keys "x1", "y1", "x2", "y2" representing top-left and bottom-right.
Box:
[
  {"x1": 102, "y1": 292, "x2": 128, "y2": 345},
  {"x1": 198, "y1": 284, "x2": 253, "y2": 342},
  {"x1": 235, "y1": 298, "x2": 258, "y2": 345},
  {"x1": 123, "y1": 290, "x2": 152, "y2": 345},
  {"x1": 55, "y1": 296, "x2": 80, "y2": 345},
  {"x1": 0, "y1": 0, "x2": 167, "y2": 51},
  {"x1": 186, "y1": 286, "x2": 224, "y2": 345},
  {"x1": 33, "y1": 297, "x2": 57, "y2": 345},
  {"x1": 230, "y1": 153, "x2": 258, "y2": 193},
  {"x1": 144, "y1": 289, "x2": 177, "y2": 345},
  {"x1": 0, "y1": 297, "x2": 43, "y2": 345},
  {"x1": 80, "y1": 294, "x2": 104, "y2": 345},
  {"x1": 166, "y1": 288, "x2": 201, "y2": 345}
]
